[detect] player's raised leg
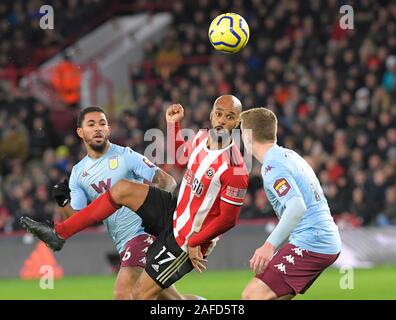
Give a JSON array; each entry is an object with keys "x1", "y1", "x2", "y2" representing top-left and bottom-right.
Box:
[
  {"x1": 109, "y1": 179, "x2": 150, "y2": 213},
  {"x1": 20, "y1": 179, "x2": 150, "y2": 249},
  {"x1": 55, "y1": 179, "x2": 149, "y2": 239}
]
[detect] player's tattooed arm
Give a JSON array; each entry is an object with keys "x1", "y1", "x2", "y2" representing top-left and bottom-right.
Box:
[{"x1": 151, "y1": 169, "x2": 177, "y2": 193}]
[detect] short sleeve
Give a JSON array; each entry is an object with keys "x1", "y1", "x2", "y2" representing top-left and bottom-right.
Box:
[
  {"x1": 220, "y1": 167, "x2": 249, "y2": 206},
  {"x1": 125, "y1": 147, "x2": 159, "y2": 182},
  {"x1": 69, "y1": 167, "x2": 88, "y2": 210},
  {"x1": 262, "y1": 161, "x2": 302, "y2": 207}
]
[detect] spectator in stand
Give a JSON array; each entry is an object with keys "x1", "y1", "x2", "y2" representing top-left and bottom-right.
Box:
[
  {"x1": 382, "y1": 55, "x2": 396, "y2": 93},
  {"x1": 33, "y1": 183, "x2": 54, "y2": 223},
  {"x1": 155, "y1": 34, "x2": 183, "y2": 80},
  {"x1": 349, "y1": 188, "x2": 374, "y2": 226},
  {"x1": 0, "y1": 123, "x2": 29, "y2": 165},
  {"x1": 377, "y1": 187, "x2": 396, "y2": 226},
  {"x1": 51, "y1": 52, "x2": 82, "y2": 108},
  {"x1": 49, "y1": 103, "x2": 78, "y2": 144},
  {"x1": 29, "y1": 117, "x2": 52, "y2": 158},
  {"x1": 0, "y1": 195, "x2": 12, "y2": 233}
]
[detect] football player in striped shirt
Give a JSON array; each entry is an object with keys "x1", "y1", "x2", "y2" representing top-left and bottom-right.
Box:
[
  {"x1": 21, "y1": 95, "x2": 249, "y2": 300},
  {"x1": 24, "y1": 106, "x2": 200, "y2": 300}
]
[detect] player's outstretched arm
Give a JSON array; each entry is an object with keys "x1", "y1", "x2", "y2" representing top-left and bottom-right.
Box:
[
  {"x1": 166, "y1": 104, "x2": 190, "y2": 167},
  {"x1": 151, "y1": 169, "x2": 177, "y2": 193},
  {"x1": 166, "y1": 104, "x2": 184, "y2": 123},
  {"x1": 266, "y1": 196, "x2": 306, "y2": 249}
]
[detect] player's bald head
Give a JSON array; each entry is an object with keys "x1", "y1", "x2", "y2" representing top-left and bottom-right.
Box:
[{"x1": 213, "y1": 95, "x2": 242, "y2": 115}]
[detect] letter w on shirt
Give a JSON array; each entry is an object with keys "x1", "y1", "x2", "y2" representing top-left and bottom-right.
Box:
[{"x1": 91, "y1": 178, "x2": 112, "y2": 194}]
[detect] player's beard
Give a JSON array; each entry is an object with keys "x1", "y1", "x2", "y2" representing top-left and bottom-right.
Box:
[
  {"x1": 208, "y1": 127, "x2": 232, "y2": 149},
  {"x1": 86, "y1": 134, "x2": 109, "y2": 152}
]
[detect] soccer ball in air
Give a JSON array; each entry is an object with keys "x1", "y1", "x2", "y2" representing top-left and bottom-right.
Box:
[{"x1": 208, "y1": 13, "x2": 250, "y2": 54}]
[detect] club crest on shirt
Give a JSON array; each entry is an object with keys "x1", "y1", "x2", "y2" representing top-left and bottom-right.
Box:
[
  {"x1": 108, "y1": 156, "x2": 118, "y2": 170},
  {"x1": 273, "y1": 178, "x2": 291, "y2": 197},
  {"x1": 183, "y1": 169, "x2": 194, "y2": 185},
  {"x1": 205, "y1": 167, "x2": 215, "y2": 179},
  {"x1": 143, "y1": 157, "x2": 155, "y2": 168}
]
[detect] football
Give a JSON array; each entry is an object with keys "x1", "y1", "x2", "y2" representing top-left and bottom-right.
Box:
[{"x1": 208, "y1": 13, "x2": 250, "y2": 53}]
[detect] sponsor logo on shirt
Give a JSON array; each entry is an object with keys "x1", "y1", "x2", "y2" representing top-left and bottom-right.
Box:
[
  {"x1": 226, "y1": 186, "x2": 247, "y2": 199},
  {"x1": 273, "y1": 178, "x2": 291, "y2": 197},
  {"x1": 82, "y1": 171, "x2": 90, "y2": 177},
  {"x1": 108, "y1": 156, "x2": 118, "y2": 170},
  {"x1": 91, "y1": 178, "x2": 111, "y2": 194}
]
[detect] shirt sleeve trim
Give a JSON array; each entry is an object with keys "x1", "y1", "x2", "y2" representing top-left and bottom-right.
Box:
[{"x1": 220, "y1": 197, "x2": 243, "y2": 206}]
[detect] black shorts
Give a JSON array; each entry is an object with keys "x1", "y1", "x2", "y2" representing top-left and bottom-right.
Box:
[{"x1": 136, "y1": 186, "x2": 194, "y2": 289}]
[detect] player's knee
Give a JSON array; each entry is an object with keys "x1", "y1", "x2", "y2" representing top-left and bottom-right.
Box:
[
  {"x1": 111, "y1": 179, "x2": 134, "y2": 204},
  {"x1": 242, "y1": 283, "x2": 275, "y2": 300},
  {"x1": 241, "y1": 287, "x2": 253, "y2": 300}
]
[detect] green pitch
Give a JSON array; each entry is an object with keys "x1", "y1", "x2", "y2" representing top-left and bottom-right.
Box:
[{"x1": 0, "y1": 266, "x2": 395, "y2": 300}]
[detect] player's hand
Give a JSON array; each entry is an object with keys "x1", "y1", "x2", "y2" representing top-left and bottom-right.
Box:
[
  {"x1": 52, "y1": 179, "x2": 71, "y2": 208},
  {"x1": 188, "y1": 245, "x2": 207, "y2": 273},
  {"x1": 250, "y1": 241, "x2": 276, "y2": 275},
  {"x1": 166, "y1": 104, "x2": 184, "y2": 123}
]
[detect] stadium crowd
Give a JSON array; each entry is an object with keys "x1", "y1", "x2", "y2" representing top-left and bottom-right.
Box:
[{"x1": 1, "y1": 0, "x2": 396, "y2": 233}]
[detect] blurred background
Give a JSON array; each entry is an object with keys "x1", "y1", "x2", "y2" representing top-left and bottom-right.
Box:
[{"x1": 0, "y1": 0, "x2": 396, "y2": 299}]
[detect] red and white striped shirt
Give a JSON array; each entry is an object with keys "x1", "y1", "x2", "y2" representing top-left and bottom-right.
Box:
[{"x1": 171, "y1": 124, "x2": 249, "y2": 255}]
